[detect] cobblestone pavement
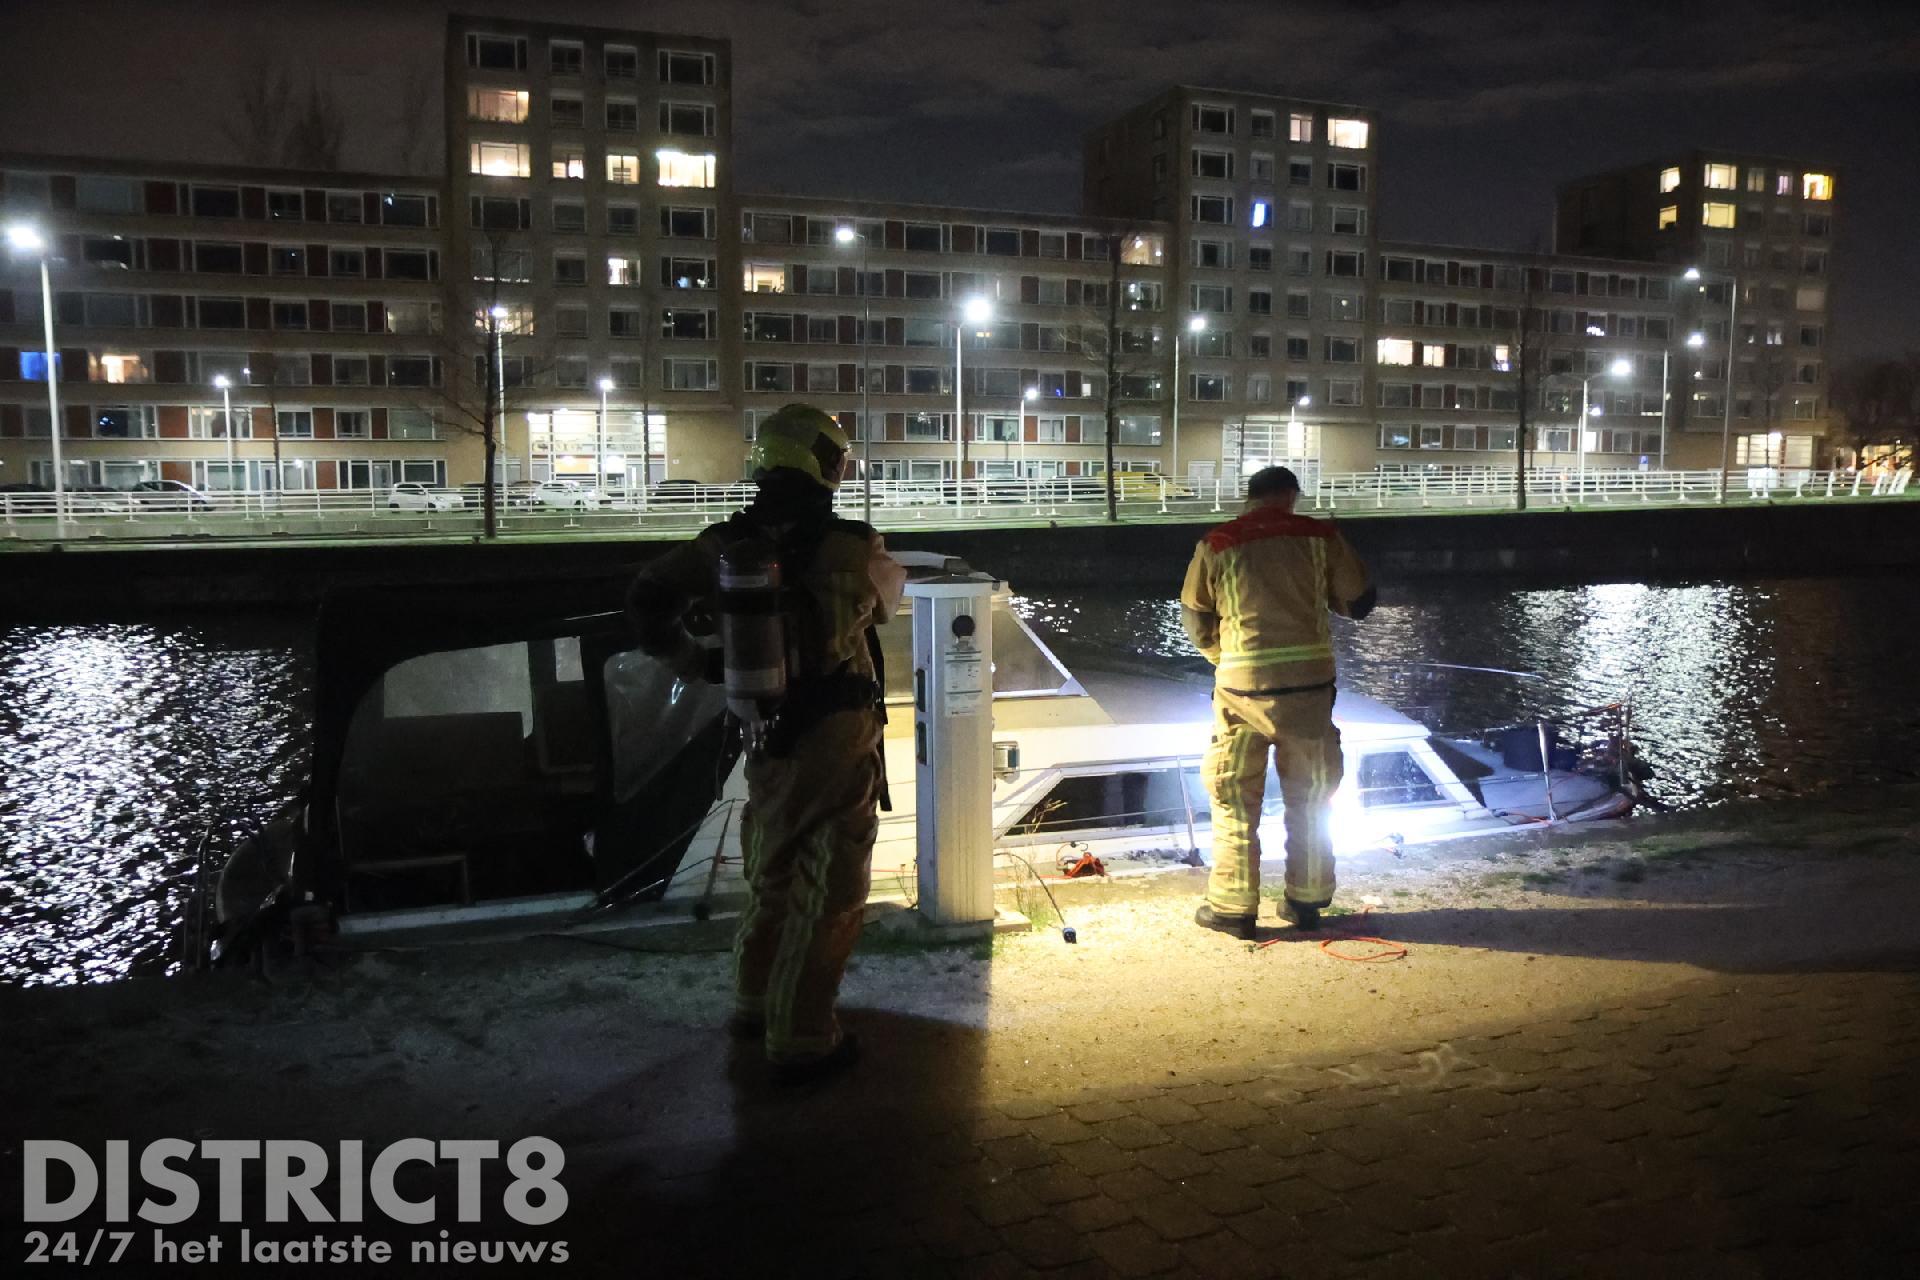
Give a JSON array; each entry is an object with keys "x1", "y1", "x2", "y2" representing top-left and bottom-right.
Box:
[{"x1": 593, "y1": 959, "x2": 1920, "y2": 1278}]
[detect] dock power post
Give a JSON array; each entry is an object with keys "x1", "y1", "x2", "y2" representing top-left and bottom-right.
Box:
[{"x1": 906, "y1": 573, "x2": 997, "y2": 927}]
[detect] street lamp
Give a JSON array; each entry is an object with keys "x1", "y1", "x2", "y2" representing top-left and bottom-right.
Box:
[
  {"x1": 1172, "y1": 315, "x2": 1205, "y2": 485},
  {"x1": 1572, "y1": 359, "x2": 1635, "y2": 498},
  {"x1": 1020, "y1": 385, "x2": 1037, "y2": 487},
  {"x1": 956, "y1": 296, "x2": 993, "y2": 514},
  {"x1": 8, "y1": 222, "x2": 64, "y2": 532},
  {"x1": 1684, "y1": 266, "x2": 1739, "y2": 502},
  {"x1": 212, "y1": 374, "x2": 237, "y2": 497},
  {"x1": 836, "y1": 224, "x2": 874, "y2": 521},
  {"x1": 597, "y1": 375, "x2": 615, "y2": 495}
]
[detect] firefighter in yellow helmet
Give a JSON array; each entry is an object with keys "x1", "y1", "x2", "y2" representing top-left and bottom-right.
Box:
[
  {"x1": 628, "y1": 405, "x2": 906, "y2": 1083},
  {"x1": 1180, "y1": 466, "x2": 1375, "y2": 937}
]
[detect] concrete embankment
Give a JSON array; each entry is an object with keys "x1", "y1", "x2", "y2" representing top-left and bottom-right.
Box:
[{"x1": 2, "y1": 499, "x2": 1917, "y2": 618}]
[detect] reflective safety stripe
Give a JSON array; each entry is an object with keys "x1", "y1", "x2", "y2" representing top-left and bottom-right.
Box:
[{"x1": 1219, "y1": 642, "x2": 1333, "y2": 668}]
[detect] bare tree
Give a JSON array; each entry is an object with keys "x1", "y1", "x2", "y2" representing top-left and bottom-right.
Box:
[
  {"x1": 1081, "y1": 227, "x2": 1162, "y2": 522},
  {"x1": 1831, "y1": 354, "x2": 1920, "y2": 470},
  {"x1": 385, "y1": 233, "x2": 542, "y2": 537},
  {"x1": 284, "y1": 82, "x2": 347, "y2": 171},
  {"x1": 1501, "y1": 266, "x2": 1561, "y2": 511},
  {"x1": 222, "y1": 60, "x2": 295, "y2": 166},
  {"x1": 390, "y1": 62, "x2": 440, "y2": 174},
  {"x1": 220, "y1": 49, "x2": 348, "y2": 171}
]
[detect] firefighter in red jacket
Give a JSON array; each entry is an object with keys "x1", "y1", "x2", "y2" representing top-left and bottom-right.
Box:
[
  {"x1": 1180, "y1": 466, "x2": 1375, "y2": 936},
  {"x1": 627, "y1": 405, "x2": 905, "y2": 1083}
]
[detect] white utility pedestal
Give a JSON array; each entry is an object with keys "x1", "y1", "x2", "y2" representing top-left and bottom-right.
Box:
[{"x1": 907, "y1": 574, "x2": 996, "y2": 927}]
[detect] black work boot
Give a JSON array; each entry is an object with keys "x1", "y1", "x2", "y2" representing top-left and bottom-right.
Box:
[
  {"x1": 772, "y1": 1033, "x2": 861, "y2": 1087},
  {"x1": 1281, "y1": 899, "x2": 1323, "y2": 931},
  {"x1": 1194, "y1": 903, "x2": 1258, "y2": 940}
]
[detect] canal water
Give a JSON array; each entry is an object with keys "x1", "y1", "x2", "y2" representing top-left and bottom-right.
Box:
[{"x1": 3, "y1": 574, "x2": 1917, "y2": 987}]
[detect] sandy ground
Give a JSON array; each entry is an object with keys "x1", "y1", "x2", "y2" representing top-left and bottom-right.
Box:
[{"x1": 2, "y1": 791, "x2": 1916, "y2": 1272}]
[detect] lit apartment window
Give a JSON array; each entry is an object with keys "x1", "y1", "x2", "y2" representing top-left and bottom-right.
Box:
[
  {"x1": 655, "y1": 150, "x2": 714, "y2": 187},
  {"x1": 551, "y1": 147, "x2": 585, "y2": 180},
  {"x1": 468, "y1": 88, "x2": 528, "y2": 123},
  {"x1": 1421, "y1": 345, "x2": 1447, "y2": 368},
  {"x1": 1704, "y1": 163, "x2": 1737, "y2": 189},
  {"x1": 1492, "y1": 344, "x2": 1512, "y2": 372},
  {"x1": 1659, "y1": 166, "x2": 1680, "y2": 192},
  {"x1": 1328, "y1": 118, "x2": 1369, "y2": 149},
  {"x1": 608, "y1": 256, "x2": 639, "y2": 286},
  {"x1": 469, "y1": 141, "x2": 528, "y2": 177},
  {"x1": 1657, "y1": 205, "x2": 1678, "y2": 229},
  {"x1": 1702, "y1": 202, "x2": 1737, "y2": 229},
  {"x1": 601, "y1": 152, "x2": 638, "y2": 184},
  {"x1": 1376, "y1": 338, "x2": 1413, "y2": 365},
  {"x1": 1801, "y1": 172, "x2": 1833, "y2": 201},
  {"x1": 743, "y1": 262, "x2": 786, "y2": 292},
  {"x1": 91, "y1": 352, "x2": 149, "y2": 383},
  {"x1": 1289, "y1": 112, "x2": 1313, "y2": 142},
  {"x1": 1121, "y1": 235, "x2": 1164, "y2": 266}
]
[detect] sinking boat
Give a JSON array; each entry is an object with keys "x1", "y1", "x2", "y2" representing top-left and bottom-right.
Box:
[{"x1": 213, "y1": 555, "x2": 1635, "y2": 950}]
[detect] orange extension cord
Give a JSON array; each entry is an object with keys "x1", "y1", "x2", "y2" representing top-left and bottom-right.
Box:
[{"x1": 1257, "y1": 906, "x2": 1409, "y2": 962}]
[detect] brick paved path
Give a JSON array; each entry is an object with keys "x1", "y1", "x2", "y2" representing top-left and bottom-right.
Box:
[{"x1": 592, "y1": 962, "x2": 1920, "y2": 1277}]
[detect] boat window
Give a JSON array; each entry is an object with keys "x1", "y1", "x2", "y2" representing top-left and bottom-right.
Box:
[
  {"x1": 334, "y1": 637, "x2": 596, "y2": 909},
  {"x1": 1011, "y1": 767, "x2": 1203, "y2": 836},
  {"x1": 1356, "y1": 751, "x2": 1442, "y2": 807},
  {"x1": 876, "y1": 602, "x2": 1076, "y2": 702}
]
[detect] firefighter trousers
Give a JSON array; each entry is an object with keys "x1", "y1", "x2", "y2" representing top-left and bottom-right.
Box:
[
  {"x1": 1204, "y1": 685, "x2": 1343, "y2": 917},
  {"x1": 735, "y1": 708, "x2": 883, "y2": 1063}
]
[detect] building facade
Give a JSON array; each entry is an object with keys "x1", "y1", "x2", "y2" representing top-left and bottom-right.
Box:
[
  {"x1": 0, "y1": 16, "x2": 1842, "y2": 496},
  {"x1": 0, "y1": 156, "x2": 450, "y2": 494},
  {"x1": 1556, "y1": 151, "x2": 1839, "y2": 470}
]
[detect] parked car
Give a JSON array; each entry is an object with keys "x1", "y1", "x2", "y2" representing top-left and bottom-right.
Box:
[
  {"x1": 389, "y1": 482, "x2": 464, "y2": 511},
  {"x1": 127, "y1": 479, "x2": 213, "y2": 512},
  {"x1": 66, "y1": 483, "x2": 134, "y2": 515},
  {"x1": 456, "y1": 481, "x2": 540, "y2": 510},
  {"x1": 529, "y1": 480, "x2": 598, "y2": 511},
  {"x1": 647, "y1": 479, "x2": 706, "y2": 506}
]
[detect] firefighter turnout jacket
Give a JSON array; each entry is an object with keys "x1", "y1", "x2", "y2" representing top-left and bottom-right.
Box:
[{"x1": 1179, "y1": 505, "x2": 1374, "y2": 692}]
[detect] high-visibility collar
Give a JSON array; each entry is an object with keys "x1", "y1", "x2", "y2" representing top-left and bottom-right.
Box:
[{"x1": 1205, "y1": 506, "x2": 1335, "y2": 552}]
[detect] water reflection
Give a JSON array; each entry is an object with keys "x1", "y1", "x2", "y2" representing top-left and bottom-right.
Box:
[
  {"x1": 0, "y1": 621, "x2": 309, "y2": 987},
  {"x1": 1016, "y1": 576, "x2": 1920, "y2": 810}
]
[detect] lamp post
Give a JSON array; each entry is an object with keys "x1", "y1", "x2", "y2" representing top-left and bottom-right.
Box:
[
  {"x1": 1019, "y1": 385, "x2": 1038, "y2": 491},
  {"x1": 1172, "y1": 314, "x2": 1205, "y2": 486},
  {"x1": 956, "y1": 296, "x2": 993, "y2": 515},
  {"x1": 1287, "y1": 394, "x2": 1312, "y2": 468},
  {"x1": 213, "y1": 374, "x2": 236, "y2": 496},
  {"x1": 1684, "y1": 266, "x2": 1739, "y2": 503},
  {"x1": 836, "y1": 225, "x2": 873, "y2": 522},
  {"x1": 7, "y1": 223, "x2": 63, "y2": 532},
  {"x1": 1575, "y1": 359, "x2": 1635, "y2": 498},
  {"x1": 597, "y1": 375, "x2": 614, "y2": 496},
  {"x1": 487, "y1": 304, "x2": 510, "y2": 485}
]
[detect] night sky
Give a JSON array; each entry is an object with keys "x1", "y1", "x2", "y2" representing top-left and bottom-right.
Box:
[{"x1": 3, "y1": 0, "x2": 1914, "y2": 364}]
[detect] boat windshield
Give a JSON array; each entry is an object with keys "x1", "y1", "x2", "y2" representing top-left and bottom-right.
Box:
[{"x1": 875, "y1": 600, "x2": 1077, "y2": 703}]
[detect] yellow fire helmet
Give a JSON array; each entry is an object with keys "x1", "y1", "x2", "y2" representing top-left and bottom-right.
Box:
[{"x1": 748, "y1": 403, "x2": 851, "y2": 490}]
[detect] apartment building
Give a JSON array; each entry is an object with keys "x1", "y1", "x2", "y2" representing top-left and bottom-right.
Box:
[
  {"x1": 735, "y1": 192, "x2": 1170, "y2": 485},
  {"x1": 0, "y1": 155, "x2": 450, "y2": 493},
  {"x1": 1, "y1": 13, "x2": 1844, "y2": 496},
  {"x1": 1369, "y1": 241, "x2": 1685, "y2": 472},
  {"x1": 1556, "y1": 151, "x2": 1838, "y2": 469},
  {"x1": 1084, "y1": 87, "x2": 1381, "y2": 481},
  {"x1": 445, "y1": 12, "x2": 735, "y2": 485}
]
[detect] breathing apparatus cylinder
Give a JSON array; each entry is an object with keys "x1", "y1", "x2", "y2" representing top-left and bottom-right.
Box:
[{"x1": 717, "y1": 537, "x2": 787, "y2": 743}]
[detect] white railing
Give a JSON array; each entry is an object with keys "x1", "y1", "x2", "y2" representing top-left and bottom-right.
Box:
[{"x1": 0, "y1": 467, "x2": 1910, "y2": 541}]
